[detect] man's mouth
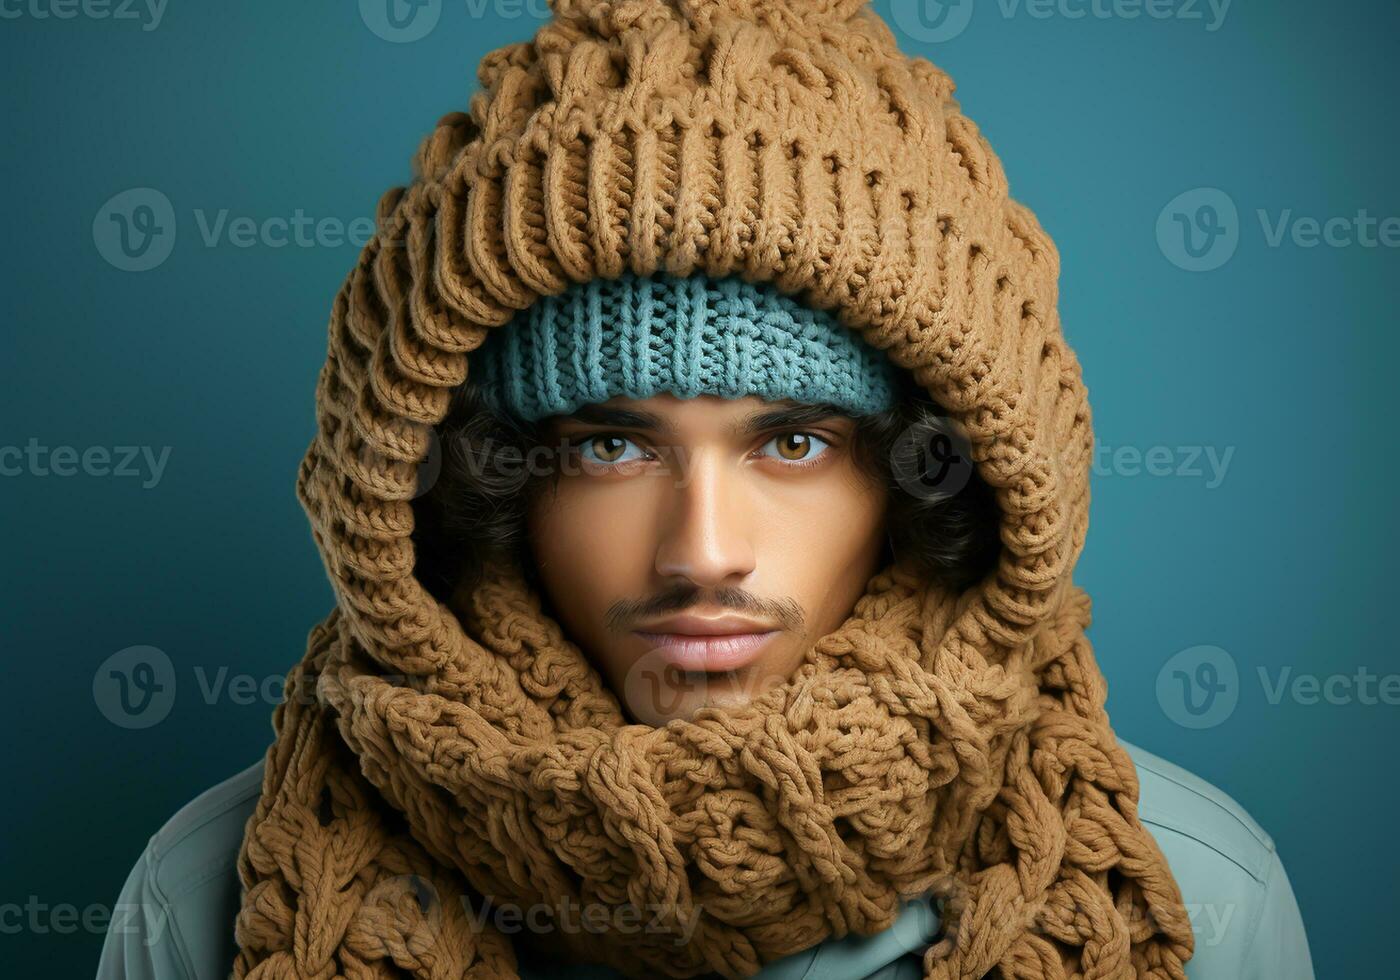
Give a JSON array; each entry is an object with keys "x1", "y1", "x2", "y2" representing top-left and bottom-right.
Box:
[{"x1": 632, "y1": 612, "x2": 780, "y2": 673}]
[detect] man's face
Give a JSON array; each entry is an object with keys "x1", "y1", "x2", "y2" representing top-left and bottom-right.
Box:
[{"x1": 525, "y1": 393, "x2": 890, "y2": 726}]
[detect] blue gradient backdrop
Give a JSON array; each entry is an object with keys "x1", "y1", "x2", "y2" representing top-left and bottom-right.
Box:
[{"x1": 2, "y1": 0, "x2": 1394, "y2": 975}]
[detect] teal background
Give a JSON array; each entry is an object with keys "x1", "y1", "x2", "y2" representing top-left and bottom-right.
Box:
[{"x1": 2, "y1": 0, "x2": 1395, "y2": 975}]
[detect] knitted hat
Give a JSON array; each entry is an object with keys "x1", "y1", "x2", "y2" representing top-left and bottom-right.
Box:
[
  {"x1": 472, "y1": 268, "x2": 903, "y2": 421},
  {"x1": 234, "y1": 1, "x2": 1197, "y2": 978}
]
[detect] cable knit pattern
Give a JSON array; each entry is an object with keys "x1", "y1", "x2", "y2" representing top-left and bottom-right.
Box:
[
  {"x1": 474, "y1": 268, "x2": 902, "y2": 421},
  {"x1": 230, "y1": 0, "x2": 1196, "y2": 977}
]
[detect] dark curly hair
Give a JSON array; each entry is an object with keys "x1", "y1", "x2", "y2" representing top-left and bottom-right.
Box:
[{"x1": 410, "y1": 369, "x2": 1002, "y2": 604}]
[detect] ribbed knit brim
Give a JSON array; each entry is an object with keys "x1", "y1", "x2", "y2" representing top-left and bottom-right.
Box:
[{"x1": 472, "y1": 268, "x2": 902, "y2": 421}]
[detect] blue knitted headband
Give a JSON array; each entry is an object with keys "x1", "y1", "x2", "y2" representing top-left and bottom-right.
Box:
[{"x1": 472, "y1": 270, "x2": 902, "y2": 422}]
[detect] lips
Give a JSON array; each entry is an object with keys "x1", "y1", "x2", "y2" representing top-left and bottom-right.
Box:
[{"x1": 632, "y1": 613, "x2": 780, "y2": 673}]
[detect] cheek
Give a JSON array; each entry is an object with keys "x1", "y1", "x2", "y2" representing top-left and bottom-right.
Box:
[
  {"x1": 528, "y1": 482, "x2": 655, "y2": 577},
  {"x1": 526, "y1": 485, "x2": 653, "y2": 674},
  {"x1": 752, "y1": 465, "x2": 888, "y2": 615}
]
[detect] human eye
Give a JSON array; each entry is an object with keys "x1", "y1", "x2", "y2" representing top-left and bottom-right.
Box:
[
  {"x1": 757, "y1": 431, "x2": 833, "y2": 467},
  {"x1": 568, "y1": 432, "x2": 651, "y2": 469}
]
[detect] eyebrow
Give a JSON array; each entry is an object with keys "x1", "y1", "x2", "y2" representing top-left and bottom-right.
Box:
[{"x1": 557, "y1": 402, "x2": 854, "y2": 437}]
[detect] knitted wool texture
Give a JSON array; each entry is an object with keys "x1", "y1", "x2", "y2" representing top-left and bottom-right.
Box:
[
  {"x1": 231, "y1": 0, "x2": 1197, "y2": 977},
  {"x1": 472, "y1": 268, "x2": 902, "y2": 421}
]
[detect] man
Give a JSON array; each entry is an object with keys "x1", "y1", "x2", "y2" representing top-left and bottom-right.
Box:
[{"x1": 98, "y1": 0, "x2": 1312, "y2": 977}]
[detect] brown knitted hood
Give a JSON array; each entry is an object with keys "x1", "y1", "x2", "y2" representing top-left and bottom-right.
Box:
[{"x1": 230, "y1": 0, "x2": 1195, "y2": 977}]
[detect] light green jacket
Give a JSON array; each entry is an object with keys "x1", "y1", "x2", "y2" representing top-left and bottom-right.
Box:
[{"x1": 96, "y1": 739, "x2": 1312, "y2": 979}]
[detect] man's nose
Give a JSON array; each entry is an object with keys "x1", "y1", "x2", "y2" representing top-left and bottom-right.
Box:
[{"x1": 652, "y1": 448, "x2": 756, "y2": 588}]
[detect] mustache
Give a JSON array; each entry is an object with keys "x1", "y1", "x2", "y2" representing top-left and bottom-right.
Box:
[{"x1": 604, "y1": 584, "x2": 805, "y2": 634}]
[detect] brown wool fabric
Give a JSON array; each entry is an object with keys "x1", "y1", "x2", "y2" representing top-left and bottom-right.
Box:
[{"x1": 230, "y1": 0, "x2": 1196, "y2": 976}]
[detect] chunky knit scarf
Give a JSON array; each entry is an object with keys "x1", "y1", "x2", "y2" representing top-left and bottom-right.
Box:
[{"x1": 230, "y1": 0, "x2": 1196, "y2": 977}]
